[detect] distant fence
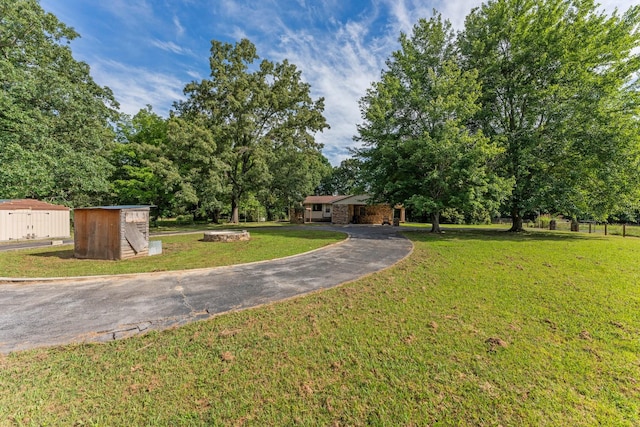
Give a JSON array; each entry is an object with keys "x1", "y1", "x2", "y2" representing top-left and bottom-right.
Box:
[
  {"x1": 530, "y1": 219, "x2": 640, "y2": 237},
  {"x1": 492, "y1": 217, "x2": 640, "y2": 237}
]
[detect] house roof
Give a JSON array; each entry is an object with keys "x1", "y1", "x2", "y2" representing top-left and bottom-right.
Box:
[
  {"x1": 333, "y1": 194, "x2": 371, "y2": 205},
  {"x1": 302, "y1": 195, "x2": 351, "y2": 205},
  {"x1": 75, "y1": 205, "x2": 151, "y2": 210},
  {"x1": 0, "y1": 199, "x2": 70, "y2": 211}
]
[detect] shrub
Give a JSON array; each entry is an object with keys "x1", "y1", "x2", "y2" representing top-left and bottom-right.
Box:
[
  {"x1": 538, "y1": 214, "x2": 551, "y2": 229},
  {"x1": 175, "y1": 214, "x2": 194, "y2": 225}
]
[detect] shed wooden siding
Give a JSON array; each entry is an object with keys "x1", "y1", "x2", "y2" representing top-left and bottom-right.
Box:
[
  {"x1": 74, "y1": 207, "x2": 149, "y2": 260},
  {"x1": 74, "y1": 209, "x2": 120, "y2": 260},
  {"x1": 0, "y1": 200, "x2": 70, "y2": 241}
]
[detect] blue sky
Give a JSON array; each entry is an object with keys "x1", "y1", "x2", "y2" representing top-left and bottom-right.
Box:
[{"x1": 39, "y1": 0, "x2": 634, "y2": 165}]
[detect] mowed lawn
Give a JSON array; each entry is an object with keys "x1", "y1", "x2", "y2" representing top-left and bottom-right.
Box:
[
  {"x1": 1, "y1": 229, "x2": 639, "y2": 425},
  {"x1": 0, "y1": 228, "x2": 345, "y2": 278}
]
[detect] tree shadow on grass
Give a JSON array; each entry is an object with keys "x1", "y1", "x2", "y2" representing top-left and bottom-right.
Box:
[
  {"x1": 28, "y1": 228, "x2": 347, "y2": 261},
  {"x1": 154, "y1": 225, "x2": 349, "y2": 241},
  {"x1": 31, "y1": 249, "x2": 76, "y2": 259},
  {"x1": 401, "y1": 227, "x2": 611, "y2": 243},
  {"x1": 234, "y1": 226, "x2": 350, "y2": 240}
]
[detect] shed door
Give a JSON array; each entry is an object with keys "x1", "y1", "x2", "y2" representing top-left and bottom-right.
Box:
[
  {"x1": 7, "y1": 211, "x2": 30, "y2": 239},
  {"x1": 30, "y1": 212, "x2": 52, "y2": 238},
  {"x1": 6, "y1": 211, "x2": 51, "y2": 239}
]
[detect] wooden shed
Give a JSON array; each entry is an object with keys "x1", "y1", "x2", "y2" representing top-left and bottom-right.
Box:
[
  {"x1": 0, "y1": 199, "x2": 70, "y2": 241},
  {"x1": 74, "y1": 206, "x2": 150, "y2": 260}
]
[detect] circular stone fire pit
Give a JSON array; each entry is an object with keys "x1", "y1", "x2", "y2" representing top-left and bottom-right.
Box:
[{"x1": 203, "y1": 230, "x2": 250, "y2": 243}]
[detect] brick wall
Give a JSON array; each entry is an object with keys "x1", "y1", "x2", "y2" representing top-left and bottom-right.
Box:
[
  {"x1": 332, "y1": 204, "x2": 350, "y2": 224},
  {"x1": 358, "y1": 205, "x2": 393, "y2": 224}
]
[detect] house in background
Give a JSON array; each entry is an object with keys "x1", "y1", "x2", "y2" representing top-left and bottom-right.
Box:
[
  {"x1": 301, "y1": 195, "x2": 349, "y2": 223},
  {"x1": 0, "y1": 199, "x2": 70, "y2": 241},
  {"x1": 300, "y1": 195, "x2": 405, "y2": 225}
]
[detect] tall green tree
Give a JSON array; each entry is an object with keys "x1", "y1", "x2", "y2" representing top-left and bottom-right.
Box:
[
  {"x1": 356, "y1": 15, "x2": 507, "y2": 232},
  {"x1": 316, "y1": 158, "x2": 366, "y2": 196},
  {"x1": 460, "y1": 0, "x2": 640, "y2": 230},
  {"x1": 261, "y1": 143, "x2": 331, "y2": 220},
  {"x1": 110, "y1": 107, "x2": 184, "y2": 218},
  {"x1": 0, "y1": 0, "x2": 118, "y2": 206},
  {"x1": 174, "y1": 38, "x2": 329, "y2": 223},
  {"x1": 165, "y1": 114, "x2": 226, "y2": 221}
]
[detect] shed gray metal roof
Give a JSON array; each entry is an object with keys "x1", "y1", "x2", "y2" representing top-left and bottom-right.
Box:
[{"x1": 74, "y1": 205, "x2": 152, "y2": 210}]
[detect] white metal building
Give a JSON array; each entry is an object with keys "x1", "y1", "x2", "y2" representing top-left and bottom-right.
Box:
[{"x1": 0, "y1": 199, "x2": 70, "y2": 241}]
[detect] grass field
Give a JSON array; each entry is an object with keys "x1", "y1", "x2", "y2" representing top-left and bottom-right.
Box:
[
  {"x1": 0, "y1": 228, "x2": 345, "y2": 278},
  {"x1": 1, "y1": 228, "x2": 639, "y2": 425},
  {"x1": 150, "y1": 220, "x2": 290, "y2": 233},
  {"x1": 403, "y1": 220, "x2": 640, "y2": 237}
]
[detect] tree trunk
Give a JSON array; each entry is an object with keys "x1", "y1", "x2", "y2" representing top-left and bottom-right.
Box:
[
  {"x1": 194, "y1": 210, "x2": 207, "y2": 222},
  {"x1": 430, "y1": 211, "x2": 442, "y2": 233},
  {"x1": 230, "y1": 198, "x2": 239, "y2": 223},
  {"x1": 509, "y1": 207, "x2": 524, "y2": 232},
  {"x1": 570, "y1": 219, "x2": 579, "y2": 232},
  {"x1": 210, "y1": 208, "x2": 220, "y2": 224}
]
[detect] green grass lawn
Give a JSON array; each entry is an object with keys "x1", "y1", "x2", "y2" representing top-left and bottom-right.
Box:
[
  {"x1": 1, "y1": 229, "x2": 639, "y2": 425},
  {"x1": 150, "y1": 220, "x2": 290, "y2": 233},
  {"x1": 401, "y1": 221, "x2": 510, "y2": 230},
  {"x1": 0, "y1": 228, "x2": 345, "y2": 278},
  {"x1": 403, "y1": 220, "x2": 640, "y2": 237}
]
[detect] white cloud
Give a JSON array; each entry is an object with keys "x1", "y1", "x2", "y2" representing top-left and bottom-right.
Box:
[
  {"x1": 186, "y1": 70, "x2": 204, "y2": 80},
  {"x1": 598, "y1": 1, "x2": 637, "y2": 14},
  {"x1": 74, "y1": 0, "x2": 637, "y2": 167},
  {"x1": 267, "y1": 25, "x2": 384, "y2": 165},
  {"x1": 229, "y1": 26, "x2": 250, "y2": 41},
  {"x1": 254, "y1": 1, "x2": 436, "y2": 165},
  {"x1": 150, "y1": 39, "x2": 193, "y2": 56},
  {"x1": 385, "y1": 0, "x2": 412, "y2": 33},
  {"x1": 90, "y1": 59, "x2": 186, "y2": 116},
  {"x1": 298, "y1": 0, "x2": 637, "y2": 165},
  {"x1": 174, "y1": 16, "x2": 185, "y2": 37},
  {"x1": 435, "y1": 0, "x2": 483, "y2": 29},
  {"x1": 97, "y1": 0, "x2": 157, "y2": 28}
]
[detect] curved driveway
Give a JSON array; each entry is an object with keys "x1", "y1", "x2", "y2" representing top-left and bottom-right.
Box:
[{"x1": 0, "y1": 226, "x2": 412, "y2": 353}]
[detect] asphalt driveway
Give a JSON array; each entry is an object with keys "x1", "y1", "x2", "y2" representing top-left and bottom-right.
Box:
[{"x1": 0, "y1": 225, "x2": 412, "y2": 353}]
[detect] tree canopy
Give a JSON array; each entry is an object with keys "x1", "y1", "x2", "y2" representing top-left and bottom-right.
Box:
[
  {"x1": 2, "y1": 1, "x2": 332, "y2": 220},
  {"x1": 356, "y1": 15, "x2": 508, "y2": 232},
  {"x1": 0, "y1": 0, "x2": 119, "y2": 207},
  {"x1": 353, "y1": 1, "x2": 640, "y2": 230},
  {"x1": 315, "y1": 158, "x2": 366, "y2": 196},
  {"x1": 109, "y1": 107, "x2": 186, "y2": 218},
  {"x1": 460, "y1": 0, "x2": 640, "y2": 230},
  {"x1": 173, "y1": 38, "x2": 329, "y2": 223},
  {"x1": 6, "y1": 0, "x2": 638, "y2": 227}
]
